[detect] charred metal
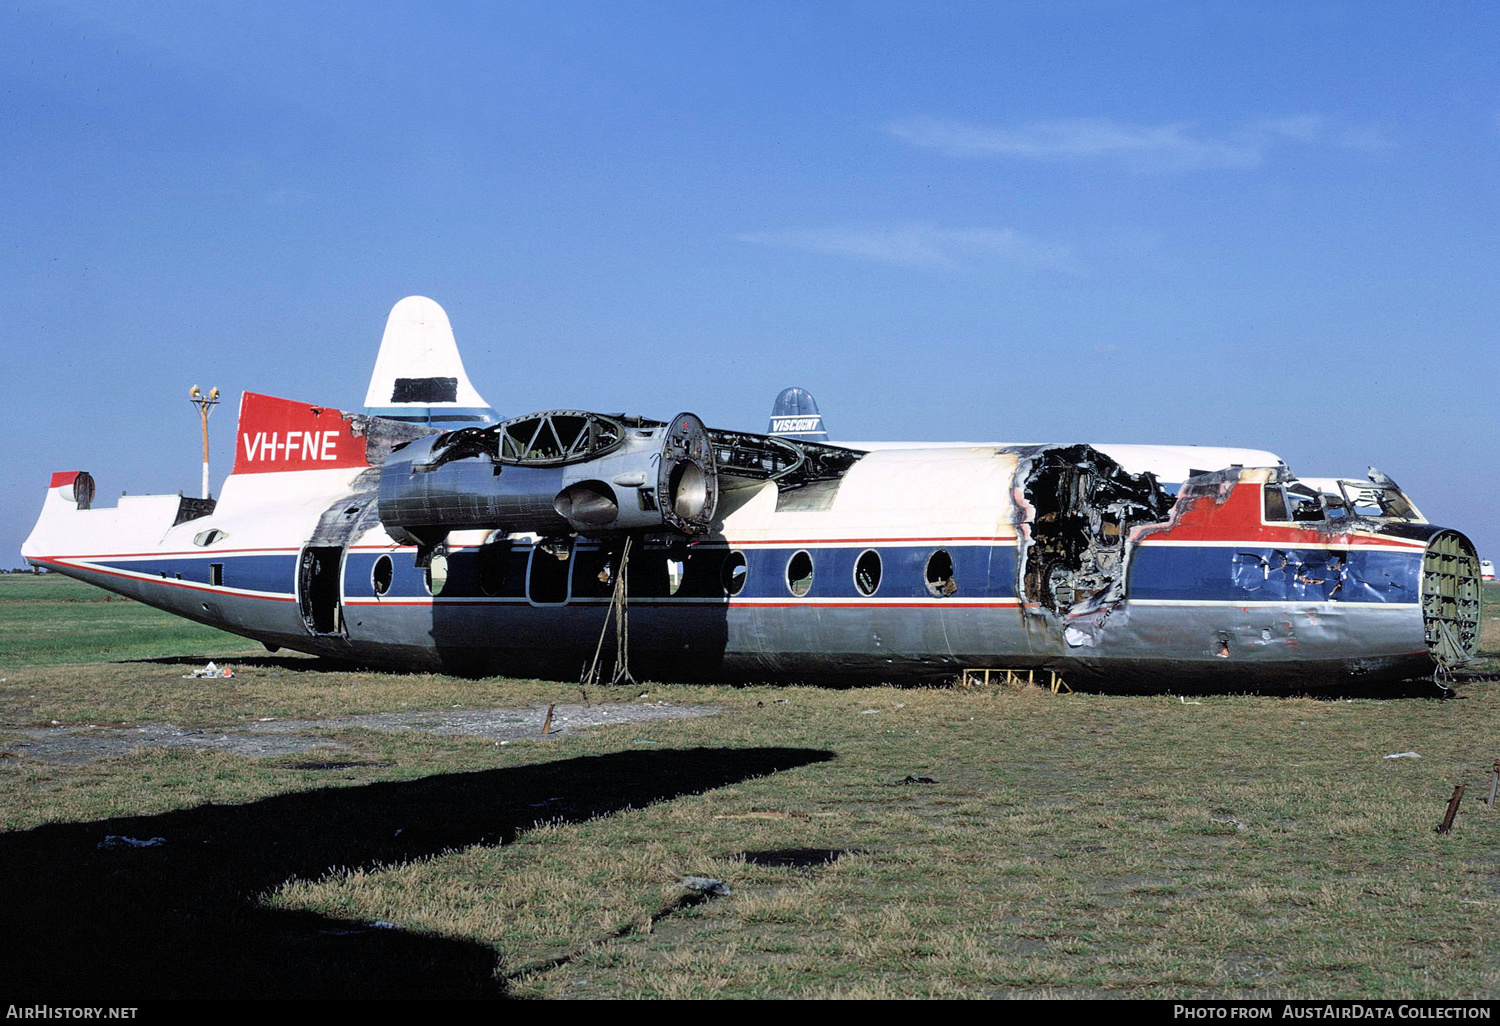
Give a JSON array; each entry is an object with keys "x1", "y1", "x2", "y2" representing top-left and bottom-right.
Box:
[{"x1": 1011, "y1": 444, "x2": 1170, "y2": 635}]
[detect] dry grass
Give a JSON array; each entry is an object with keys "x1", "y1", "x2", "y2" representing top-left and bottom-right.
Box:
[{"x1": 0, "y1": 578, "x2": 1495, "y2": 999}]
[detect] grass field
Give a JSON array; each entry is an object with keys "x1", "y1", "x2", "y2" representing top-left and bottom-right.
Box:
[
  {"x1": 0, "y1": 573, "x2": 1496, "y2": 999},
  {"x1": 0, "y1": 572, "x2": 262, "y2": 666}
]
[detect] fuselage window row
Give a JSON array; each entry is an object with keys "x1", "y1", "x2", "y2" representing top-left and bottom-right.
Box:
[{"x1": 357, "y1": 545, "x2": 953, "y2": 601}]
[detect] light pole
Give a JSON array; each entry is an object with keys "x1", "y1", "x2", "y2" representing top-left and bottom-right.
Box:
[{"x1": 189, "y1": 385, "x2": 220, "y2": 499}]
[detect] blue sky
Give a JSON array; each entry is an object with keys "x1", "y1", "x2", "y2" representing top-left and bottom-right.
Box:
[{"x1": 3, "y1": 1, "x2": 1497, "y2": 561}]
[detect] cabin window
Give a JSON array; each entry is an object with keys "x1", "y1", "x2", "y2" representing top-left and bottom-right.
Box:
[
  {"x1": 424, "y1": 551, "x2": 449, "y2": 596},
  {"x1": 925, "y1": 549, "x2": 957, "y2": 597},
  {"x1": 786, "y1": 550, "x2": 814, "y2": 597},
  {"x1": 623, "y1": 544, "x2": 687, "y2": 599},
  {"x1": 478, "y1": 536, "x2": 511, "y2": 596},
  {"x1": 372, "y1": 555, "x2": 393, "y2": 596},
  {"x1": 854, "y1": 549, "x2": 882, "y2": 596},
  {"x1": 667, "y1": 547, "x2": 731, "y2": 599},
  {"x1": 571, "y1": 542, "x2": 619, "y2": 599},
  {"x1": 193, "y1": 529, "x2": 227, "y2": 547},
  {"x1": 209, "y1": 563, "x2": 223, "y2": 587},
  {"x1": 478, "y1": 534, "x2": 529, "y2": 598},
  {"x1": 722, "y1": 551, "x2": 748, "y2": 596},
  {"x1": 527, "y1": 542, "x2": 571, "y2": 604}
]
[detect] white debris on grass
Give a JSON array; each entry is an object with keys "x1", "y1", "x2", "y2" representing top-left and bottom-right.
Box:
[{"x1": 182, "y1": 661, "x2": 234, "y2": 679}]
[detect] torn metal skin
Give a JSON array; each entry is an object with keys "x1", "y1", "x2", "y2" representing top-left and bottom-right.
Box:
[
  {"x1": 1008, "y1": 444, "x2": 1172, "y2": 649},
  {"x1": 1007, "y1": 446, "x2": 1480, "y2": 681}
]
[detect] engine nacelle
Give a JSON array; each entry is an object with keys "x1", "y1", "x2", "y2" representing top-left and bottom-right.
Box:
[{"x1": 377, "y1": 410, "x2": 718, "y2": 546}]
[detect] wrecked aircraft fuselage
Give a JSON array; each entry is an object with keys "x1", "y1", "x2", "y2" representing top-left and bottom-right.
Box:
[
  {"x1": 1002, "y1": 448, "x2": 1478, "y2": 685},
  {"x1": 24, "y1": 391, "x2": 1480, "y2": 689}
]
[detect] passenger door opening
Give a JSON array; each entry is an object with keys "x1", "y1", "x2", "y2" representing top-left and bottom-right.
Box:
[
  {"x1": 298, "y1": 545, "x2": 345, "y2": 635},
  {"x1": 527, "y1": 539, "x2": 573, "y2": 604}
]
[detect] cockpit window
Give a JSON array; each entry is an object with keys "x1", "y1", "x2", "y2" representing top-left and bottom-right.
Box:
[
  {"x1": 1270, "y1": 477, "x2": 1422, "y2": 524},
  {"x1": 1273, "y1": 484, "x2": 1327, "y2": 522},
  {"x1": 1263, "y1": 485, "x2": 1289, "y2": 522},
  {"x1": 1339, "y1": 482, "x2": 1417, "y2": 520}
]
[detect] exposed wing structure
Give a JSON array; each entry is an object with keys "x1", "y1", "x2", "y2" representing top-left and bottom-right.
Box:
[{"x1": 375, "y1": 410, "x2": 866, "y2": 547}]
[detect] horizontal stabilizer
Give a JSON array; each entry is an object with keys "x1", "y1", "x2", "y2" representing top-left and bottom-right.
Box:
[{"x1": 363, "y1": 296, "x2": 498, "y2": 426}]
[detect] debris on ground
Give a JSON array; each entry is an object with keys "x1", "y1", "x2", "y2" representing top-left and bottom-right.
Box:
[
  {"x1": 902, "y1": 775, "x2": 938, "y2": 784},
  {"x1": 182, "y1": 661, "x2": 234, "y2": 679},
  {"x1": 98, "y1": 835, "x2": 165, "y2": 849},
  {"x1": 1435, "y1": 784, "x2": 1465, "y2": 835},
  {"x1": 681, "y1": 876, "x2": 730, "y2": 897},
  {"x1": 1384, "y1": 751, "x2": 1421, "y2": 759}
]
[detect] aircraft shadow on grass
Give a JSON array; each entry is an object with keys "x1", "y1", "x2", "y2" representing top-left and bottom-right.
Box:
[{"x1": 0, "y1": 746, "x2": 834, "y2": 999}]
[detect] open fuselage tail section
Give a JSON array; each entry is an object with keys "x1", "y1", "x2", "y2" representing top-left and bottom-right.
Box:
[
  {"x1": 363, "y1": 296, "x2": 498, "y2": 428},
  {"x1": 22, "y1": 392, "x2": 382, "y2": 653}
]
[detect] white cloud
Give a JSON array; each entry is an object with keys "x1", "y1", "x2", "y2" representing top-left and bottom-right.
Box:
[
  {"x1": 738, "y1": 223, "x2": 1083, "y2": 274},
  {"x1": 887, "y1": 114, "x2": 1388, "y2": 171},
  {"x1": 1258, "y1": 114, "x2": 1326, "y2": 142}
]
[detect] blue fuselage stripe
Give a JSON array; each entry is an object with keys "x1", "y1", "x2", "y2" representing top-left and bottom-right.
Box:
[{"x1": 86, "y1": 543, "x2": 1423, "y2": 606}]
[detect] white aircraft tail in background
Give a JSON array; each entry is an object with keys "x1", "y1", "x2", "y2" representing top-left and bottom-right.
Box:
[{"x1": 363, "y1": 296, "x2": 498, "y2": 426}]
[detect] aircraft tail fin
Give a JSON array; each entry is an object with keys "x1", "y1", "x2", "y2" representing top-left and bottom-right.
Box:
[
  {"x1": 231, "y1": 392, "x2": 374, "y2": 475},
  {"x1": 767, "y1": 386, "x2": 829, "y2": 442},
  {"x1": 363, "y1": 296, "x2": 498, "y2": 426}
]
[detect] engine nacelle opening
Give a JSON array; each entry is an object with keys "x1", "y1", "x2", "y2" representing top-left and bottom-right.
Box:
[
  {"x1": 376, "y1": 409, "x2": 719, "y2": 542},
  {"x1": 553, "y1": 480, "x2": 620, "y2": 527}
]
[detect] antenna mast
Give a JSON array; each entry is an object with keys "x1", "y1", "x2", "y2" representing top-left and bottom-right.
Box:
[{"x1": 189, "y1": 385, "x2": 220, "y2": 499}]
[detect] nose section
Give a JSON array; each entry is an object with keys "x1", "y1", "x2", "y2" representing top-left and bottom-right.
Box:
[{"x1": 1420, "y1": 530, "x2": 1481, "y2": 668}]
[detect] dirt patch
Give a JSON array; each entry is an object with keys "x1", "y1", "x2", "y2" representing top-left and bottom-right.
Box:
[{"x1": 3, "y1": 702, "x2": 721, "y2": 765}]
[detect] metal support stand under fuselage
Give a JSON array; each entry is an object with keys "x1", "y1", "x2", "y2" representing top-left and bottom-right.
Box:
[{"x1": 582, "y1": 535, "x2": 636, "y2": 688}]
